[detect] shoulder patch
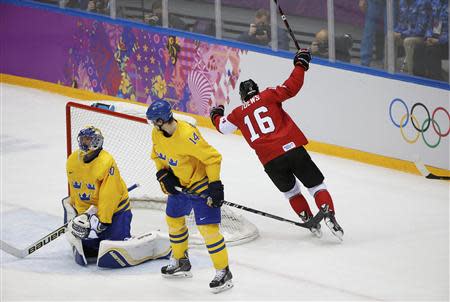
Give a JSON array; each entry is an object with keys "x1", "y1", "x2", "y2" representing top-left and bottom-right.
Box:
[{"x1": 109, "y1": 166, "x2": 115, "y2": 175}]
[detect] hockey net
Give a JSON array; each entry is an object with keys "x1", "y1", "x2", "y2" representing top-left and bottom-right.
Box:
[{"x1": 66, "y1": 101, "x2": 259, "y2": 246}]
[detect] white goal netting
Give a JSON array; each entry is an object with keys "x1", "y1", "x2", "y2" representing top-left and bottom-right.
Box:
[{"x1": 66, "y1": 101, "x2": 259, "y2": 246}]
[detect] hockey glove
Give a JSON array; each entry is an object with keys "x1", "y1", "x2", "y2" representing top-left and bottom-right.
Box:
[
  {"x1": 156, "y1": 169, "x2": 181, "y2": 195},
  {"x1": 210, "y1": 105, "x2": 225, "y2": 124},
  {"x1": 69, "y1": 213, "x2": 108, "y2": 239},
  {"x1": 207, "y1": 180, "x2": 224, "y2": 208},
  {"x1": 293, "y1": 48, "x2": 312, "y2": 71}
]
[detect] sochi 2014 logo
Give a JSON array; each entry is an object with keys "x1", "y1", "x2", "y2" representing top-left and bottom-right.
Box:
[{"x1": 389, "y1": 98, "x2": 449, "y2": 148}]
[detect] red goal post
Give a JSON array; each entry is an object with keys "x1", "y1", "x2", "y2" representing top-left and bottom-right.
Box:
[{"x1": 65, "y1": 101, "x2": 259, "y2": 246}]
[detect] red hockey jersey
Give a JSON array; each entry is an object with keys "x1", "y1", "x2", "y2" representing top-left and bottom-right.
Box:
[{"x1": 213, "y1": 66, "x2": 308, "y2": 165}]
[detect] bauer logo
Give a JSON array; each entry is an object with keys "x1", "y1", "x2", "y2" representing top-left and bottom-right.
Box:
[
  {"x1": 388, "y1": 98, "x2": 450, "y2": 148},
  {"x1": 28, "y1": 228, "x2": 65, "y2": 254}
]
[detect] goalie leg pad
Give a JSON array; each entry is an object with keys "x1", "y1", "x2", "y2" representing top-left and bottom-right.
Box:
[
  {"x1": 62, "y1": 196, "x2": 78, "y2": 224},
  {"x1": 97, "y1": 231, "x2": 171, "y2": 268},
  {"x1": 65, "y1": 231, "x2": 88, "y2": 266}
]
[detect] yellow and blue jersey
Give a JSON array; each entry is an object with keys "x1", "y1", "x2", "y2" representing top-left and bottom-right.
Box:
[
  {"x1": 151, "y1": 120, "x2": 222, "y2": 194},
  {"x1": 66, "y1": 149, "x2": 130, "y2": 224}
]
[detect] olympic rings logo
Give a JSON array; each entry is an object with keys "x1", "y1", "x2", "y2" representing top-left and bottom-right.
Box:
[{"x1": 389, "y1": 98, "x2": 450, "y2": 148}]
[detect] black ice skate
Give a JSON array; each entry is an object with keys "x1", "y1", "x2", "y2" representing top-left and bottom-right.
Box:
[
  {"x1": 161, "y1": 253, "x2": 192, "y2": 278},
  {"x1": 320, "y1": 204, "x2": 344, "y2": 241},
  {"x1": 209, "y1": 266, "x2": 233, "y2": 293},
  {"x1": 299, "y1": 211, "x2": 322, "y2": 238}
]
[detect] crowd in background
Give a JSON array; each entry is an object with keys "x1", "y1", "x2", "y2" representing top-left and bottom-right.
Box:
[{"x1": 33, "y1": 0, "x2": 449, "y2": 83}]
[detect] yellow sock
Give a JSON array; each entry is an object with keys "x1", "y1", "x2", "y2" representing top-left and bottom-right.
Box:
[
  {"x1": 166, "y1": 215, "x2": 189, "y2": 259},
  {"x1": 197, "y1": 224, "x2": 229, "y2": 270}
]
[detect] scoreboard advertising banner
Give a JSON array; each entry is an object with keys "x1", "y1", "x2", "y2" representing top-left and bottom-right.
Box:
[{"x1": 1, "y1": 1, "x2": 449, "y2": 170}]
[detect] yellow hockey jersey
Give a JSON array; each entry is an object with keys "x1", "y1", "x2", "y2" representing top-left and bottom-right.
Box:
[
  {"x1": 66, "y1": 149, "x2": 130, "y2": 224},
  {"x1": 151, "y1": 120, "x2": 222, "y2": 193}
]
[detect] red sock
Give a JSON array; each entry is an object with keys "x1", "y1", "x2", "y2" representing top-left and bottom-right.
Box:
[
  {"x1": 314, "y1": 190, "x2": 335, "y2": 212},
  {"x1": 289, "y1": 194, "x2": 313, "y2": 216}
]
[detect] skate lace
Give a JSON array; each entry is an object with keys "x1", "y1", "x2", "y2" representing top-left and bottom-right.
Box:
[
  {"x1": 167, "y1": 257, "x2": 178, "y2": 269},
  {"x1": 213, "y1": 269, "x2": 227, "y2": 281}
]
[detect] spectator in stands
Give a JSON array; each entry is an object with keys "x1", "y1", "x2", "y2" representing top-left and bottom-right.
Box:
[
  {"x1": 87, "y1": 0, "x2": 110, "y2": 15},
  {"x1": 65, "y1": 0, "x2": 89, "y2": 10},
  {"x1": 394, "y1": 0, "x2": 432, "y2": 74},
  {"x1": 423, "y1": 0, "x2": 448, "y2": 80},
  {"x1": 359, "y1": 0, "x2": 386, "y2": 67},
  {"x1": 144, "y1": 1, "x2": 188, "y2": 30},
  {"x1": 191, "y1": 19, "x2": 216, "y2": 37},
  {"x1": 65, "y1": 0, "x2": 109, "y2": 14},
  {"x1": 237, "y1": 9, "x2": 289, "y2": 51},
  {"x1": 310, "y1": 29, "x2": 353, "y2": 62}
]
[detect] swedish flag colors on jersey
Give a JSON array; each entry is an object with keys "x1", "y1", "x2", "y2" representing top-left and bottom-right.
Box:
[
  {"x1": 151, "y1": 120, "x2": 222, "y2": 194},
  {"x1": 66, "y1": 149, "x2": 130, "y2": 224}
]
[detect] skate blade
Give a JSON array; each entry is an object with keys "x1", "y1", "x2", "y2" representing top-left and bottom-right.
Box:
[
  {"x1": 310, "y1": 228, "x2": 322, "y2": 238},
  {"x1": 211, "y1": 280, "x2": 233, "y2": 294},
  {"x1": 325, "y1": 221, "x2": 344, "y2": 242},
  {"x1": 161, "y1": 271, "x2": 193, "y2": 278}
]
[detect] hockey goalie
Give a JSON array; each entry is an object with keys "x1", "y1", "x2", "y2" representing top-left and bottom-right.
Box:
[{"x1": 63, "y1": 125, "x2": 171, "y2": 268}]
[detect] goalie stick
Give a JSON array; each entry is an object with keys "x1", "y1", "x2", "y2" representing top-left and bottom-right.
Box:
[
  {"x1": 175, "y1": 187, "x2": 325, "y2": 230},
  {"x1": 414, "y1": 160, "x2": 450, "y2": 180},
  {"x1": 0, "y1": 183, "x2": 139, "y2": 258}
]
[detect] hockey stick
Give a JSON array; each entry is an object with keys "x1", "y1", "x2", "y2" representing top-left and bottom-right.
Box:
[
  {"x1": 175, "y1": 187, "x2": 324, "y2": 230},
  {"x1": 0, "y1": 183, "x2": 140, "y2": 258},
  {"x1": 414, "y1": 160, "x2": 450, "y2": 181},
  {"x1": 273, "y1": 0, "x2": 301, "y2": 50}
]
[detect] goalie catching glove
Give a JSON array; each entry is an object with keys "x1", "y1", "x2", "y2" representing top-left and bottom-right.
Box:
[
  {"x1": 293, "y1": 48, "x2": 312, "y2": 71},
  {"x1": 69, "y1": 213, "x2": 108, "y2": 239},
  {"x1": 156, "y1": 168, "x2": 181, "y2": 195}
]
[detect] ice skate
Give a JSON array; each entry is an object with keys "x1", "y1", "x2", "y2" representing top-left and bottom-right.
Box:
[
  {"x1": 298, "y1": 211, "x2": 322, "y2": 238},
  {"x1": 209, "y1": 266, "x2": 233, "y2": 293},
  {"x1": 161, "y1": 253, "x2": 192, "y2": 278},
  {"x1": 321, "y1": 205, "x2": 344, "y2": 241}
]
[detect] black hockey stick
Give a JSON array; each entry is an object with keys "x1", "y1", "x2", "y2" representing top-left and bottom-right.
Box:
[
  {"x1": 0, "y1": 183, "x2": 139, "y2": 258},
  {"x1": 414, "y1": 160, "x2": 450, "y2": 181},
  {"x1": 176, "y1": 187, "x2": 324, "y2": 230},
  {"x1": 273, "y1": 0, "x2": 301, "y2": 50}
]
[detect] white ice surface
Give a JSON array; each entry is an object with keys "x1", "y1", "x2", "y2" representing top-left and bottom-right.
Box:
[{"x1": 1, "y1": 83, "x2": 449, "y2": 301}]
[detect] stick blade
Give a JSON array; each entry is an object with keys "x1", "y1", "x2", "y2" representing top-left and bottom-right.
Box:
[
  {"x1": 0, "y1": 240, "x2": 27, "y2": 258},
  {"x1": 414, "y1": 160, "x2": 450, "y2": 181}
]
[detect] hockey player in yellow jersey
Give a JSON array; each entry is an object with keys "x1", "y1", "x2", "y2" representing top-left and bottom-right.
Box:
[
  {"x1": 65, "y1": 126, "x2": 170, "y2": 267},
  {"x1": 147, "y1": 100, "x2": 233, "y2": 293}
]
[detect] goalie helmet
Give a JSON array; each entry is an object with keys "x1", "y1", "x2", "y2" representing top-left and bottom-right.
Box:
[
  {"x1": 146, "y1": 100, "x2": 173, "y2": 124},
  {"x1": 77, "y1": 126, "x2": 104, "y2": 154},
  {"x1": 239, "y1": 79, "x2": 259, "y2": 102}
]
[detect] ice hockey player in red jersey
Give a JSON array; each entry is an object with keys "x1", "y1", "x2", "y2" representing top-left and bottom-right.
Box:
[{"x1": 210, "y1": 49, "x2": 343, "y2": 240}]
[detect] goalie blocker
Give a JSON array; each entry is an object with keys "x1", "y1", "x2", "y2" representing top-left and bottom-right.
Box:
[{"x1": 63, "y1": 197, "x2": 171, "y2": 268}]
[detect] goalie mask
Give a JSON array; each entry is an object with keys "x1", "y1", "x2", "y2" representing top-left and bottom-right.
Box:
[
  {"x1": 77, "y1": 126, "x2": 104, "y2": 155},
  {"x1": 239, "y1": 79, "x2": 259, "y2": 102}
]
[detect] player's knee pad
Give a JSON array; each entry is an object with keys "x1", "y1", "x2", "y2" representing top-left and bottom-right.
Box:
[
  {"x1": 166, "y1": 215, "x2": 186, "y2": 232},
  {"x1": 97, "y1": 231, "x2": 171, "y2": 268},
  {"x1": 197, "y1": 224, "x2": 221, "y2": 241},
  {"x1": 283, "y1": 180, "x2": 301, "y2": 200},
  {"x1": 307, "y1": 182, "x2": 327, "y2": 198}
]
